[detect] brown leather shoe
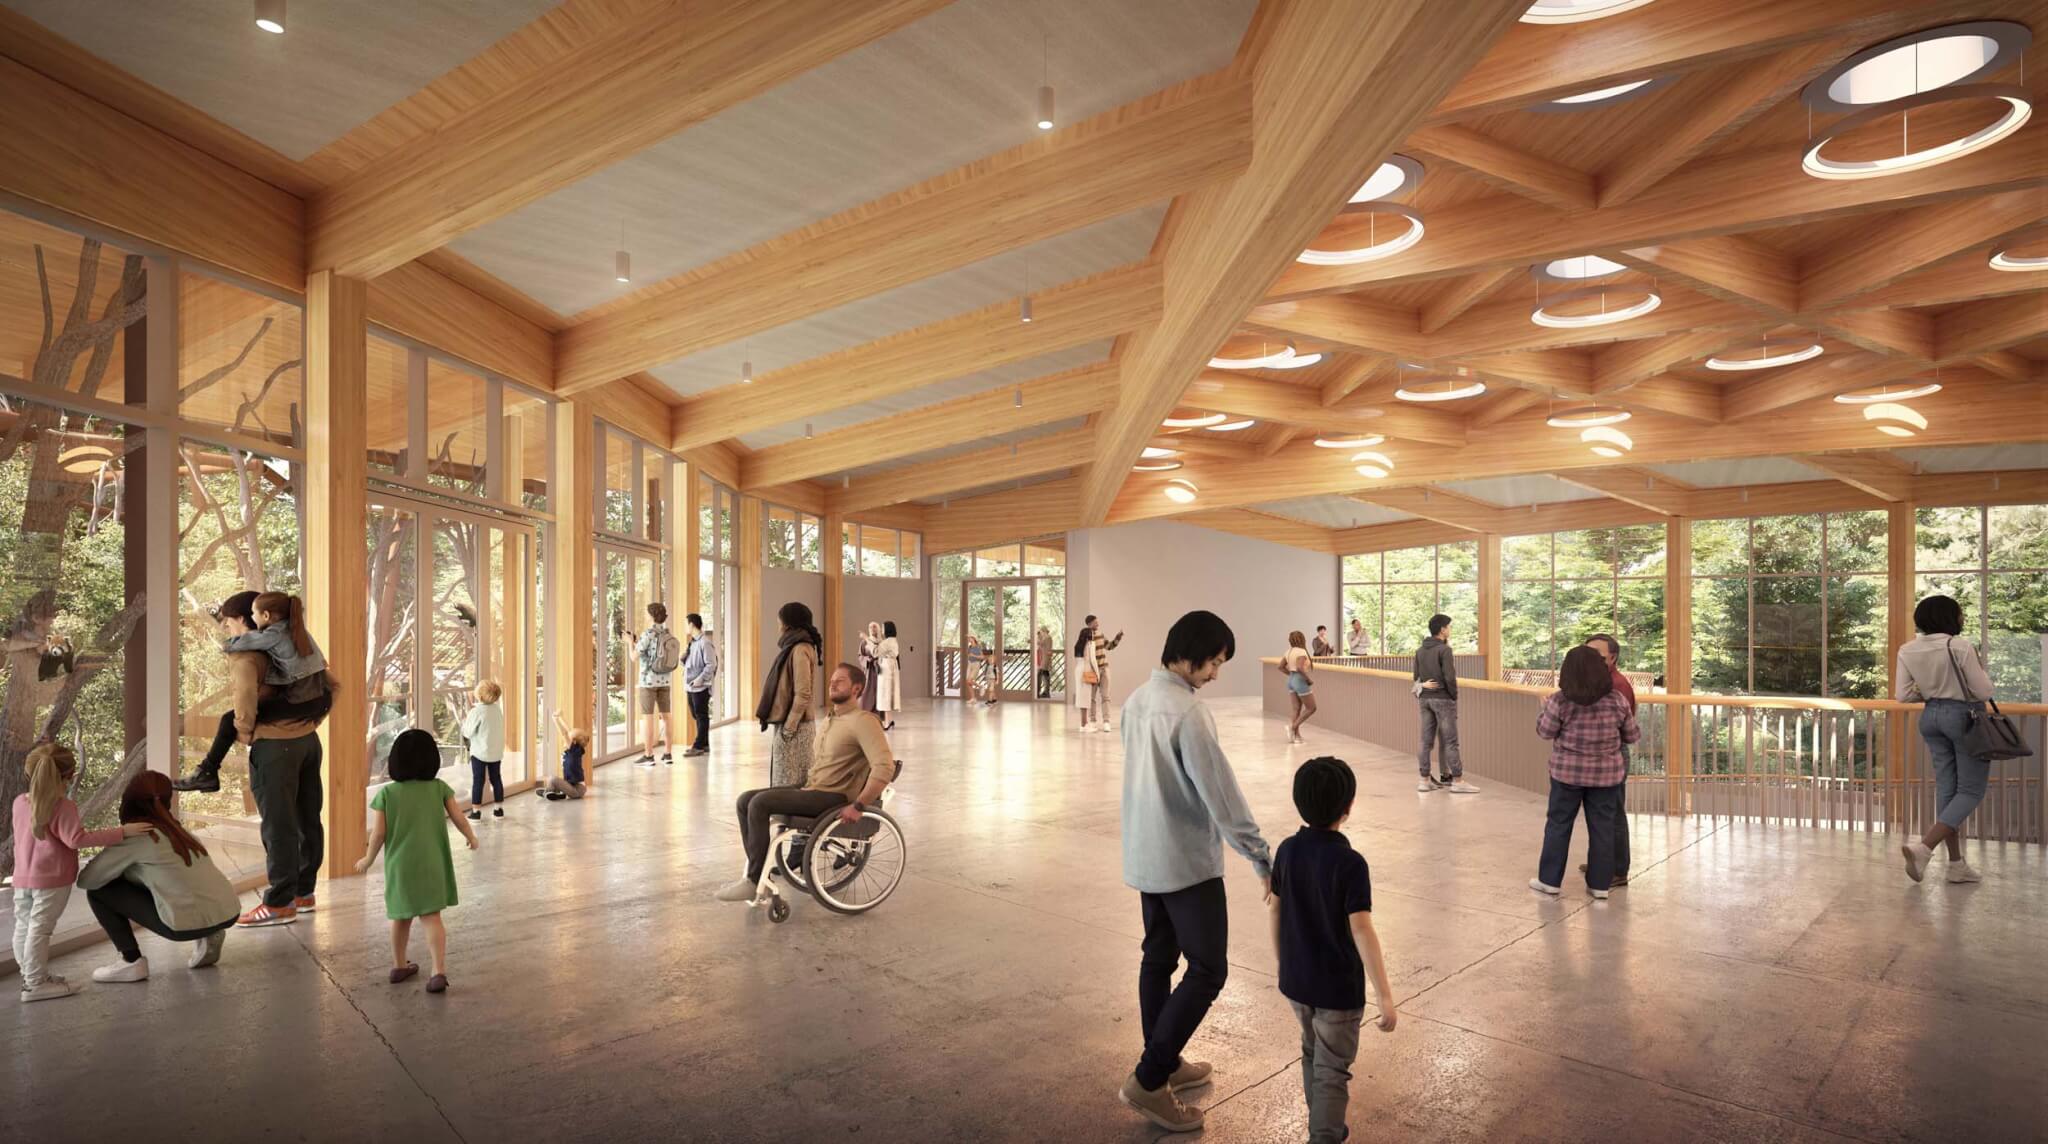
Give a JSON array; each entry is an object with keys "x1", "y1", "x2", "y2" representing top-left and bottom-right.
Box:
[
  {"x1": 425, "y1": 974, "x2": 448, "y2": 994},
  {"x1": 389, "y1": 963, "x2": 418, "y2": 984}
]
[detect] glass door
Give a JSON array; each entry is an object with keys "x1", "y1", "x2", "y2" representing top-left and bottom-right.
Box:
[
  {"x1": 963, "y1": 582, "x2": 998, "y2": 700},
  {"x1": 958, "y1": 579, "x2": 1037, "y2": 701},
  {"x1": 996, "y1": 581, "x2": 1034, "y2": 699},
  {"x1": 595, "y1": 541, "x2": 668, "y2": 760}
]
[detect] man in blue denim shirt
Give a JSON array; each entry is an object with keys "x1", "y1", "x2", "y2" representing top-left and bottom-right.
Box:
[{"x1": 1116, "y1": 610, "x2": 1272, "y2": 1134}]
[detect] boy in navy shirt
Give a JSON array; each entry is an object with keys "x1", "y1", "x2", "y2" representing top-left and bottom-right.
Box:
[{"x1": 1268, "y1": 757, "x2": 1396, "y2": 1143}]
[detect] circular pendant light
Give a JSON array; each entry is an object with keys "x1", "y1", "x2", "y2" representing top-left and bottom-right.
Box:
[
  {"x1": 1140, "y1": 446, "x2": 1180, "y2": 459},
  {"x1": 1262, "y1": 351, "x2": 1325, "y2": 370},
  {"x1": 1348, "y1": 154, "x2": 1425, "y2": 203},
  {"x1": 1703, "y1": 337, "x2": 1825, "y2": 371},
  {"x1": 1163, "y1": 477, "x2": 1198, "y2": 504},
  {"x1": 1205, "y1": 419, "x2": 1257, "y2": 432},
  {"x1": 1988, "y1": 237, "x2": 2047, "y2": 271},
  {"x1": 1802, "y1": 85, "x2": 2032, "y2": 180},
  {"x1": 1299, "y1": 203, "x2": 1425, "y2": 266},
  {"x1": 1800, "y1": 23, "x2": 2033, "y2": 181},
  {"x1": 1833, "y1": 381, "x2": 1943, "y2": 404},
  {"x1": 1863, "y1": 402, "x2": 1928, "y2": 437},
  {"x1": 1210, "y1": 340, "x2": 1308, "y2": 370},
  {"x1": 1350, "y1": 450, "x2": 1396, "y2": 479},
  {"x1": 1520, "y1": 0, "x2": 1656, "y2": 23},
  {"x1": 1132, "y1": 460, "x2": 1184, "y2": 472},
  {"x1": 1547, "y1": 405, "x2": 1631, "y2": 429},
  {"x1": 1394, "y1": 378, "x2": 1488, "y2": 402},
  {"x1": 1580, "y1": 425, "x2": 1634, "y2": 457},
  {"x1": 58, "y1": 444, "x2": 114, "y2": 474},
  {"x1": 1531, "y1": 255, "x2": 1629, "y2": 283},
  {"x1": 1533, "y1": 76, "x2": 1672, "y2": 113},
  {"x1": 1162, "y1": 412, "x2": 1229, "y2": 429},
  {"x1": 1531, "y1": 286, "x2": 1661, "y2": 328},
  {"x1": 1314, "y1": 434, "x2": 1385, "y2": 449}
]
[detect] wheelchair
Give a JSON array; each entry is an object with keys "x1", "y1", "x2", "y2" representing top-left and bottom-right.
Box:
[{"x1": 751, "y1": 761, "x2": 907, "y2": 923}]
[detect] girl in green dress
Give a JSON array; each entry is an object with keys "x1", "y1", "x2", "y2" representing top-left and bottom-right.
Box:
[{"x1": 355, "y1": 729, "x2": 477, "y2": 993}]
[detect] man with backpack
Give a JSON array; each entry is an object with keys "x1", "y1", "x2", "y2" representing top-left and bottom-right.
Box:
[
  {"x1": 636, "y1": 602, "x2": 682, "y2": 766},
  {"x1": 681, "y1": 612, "x2": 719, "y2": 758}
]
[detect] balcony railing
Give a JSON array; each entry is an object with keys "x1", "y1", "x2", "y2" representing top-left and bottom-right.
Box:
[
  {"x1": 934, "y1": 646, "x2": 1064, "y2": 697},
  {"x1": 1264, "y1": 660, "x2": 2046, "y2": 843}
]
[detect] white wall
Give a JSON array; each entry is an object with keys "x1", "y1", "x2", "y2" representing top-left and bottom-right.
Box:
[
  {"x1": 1067, "y1": 520, "x2": 1339, "y2": 704},
  {"x1": 761, "y1": 567, "x2": 824, "y2": 661}
]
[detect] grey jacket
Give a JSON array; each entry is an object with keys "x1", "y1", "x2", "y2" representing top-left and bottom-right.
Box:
[{"x1": 1413, "y1": 636, "x2": 1458, "y2": 701}]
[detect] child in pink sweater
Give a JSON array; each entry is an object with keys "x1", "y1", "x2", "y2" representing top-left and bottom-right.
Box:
[{"x1": 12, "y1": 743, "x2": 151, "y2": 1002}]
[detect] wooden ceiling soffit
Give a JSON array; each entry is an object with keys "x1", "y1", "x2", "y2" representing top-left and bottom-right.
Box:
[
  {"x1": 1406, "y1": 125, "x2": 1594, "y2": 212},
  {"x1": 1470, "y1": 389, "x2": 1546, "y2": 427},
  {"x1": 555, "y1": 73, "x2": 1251, "y2": 395},
  {"x1": 1419, "y1": 268, "x2": 1518, "y2": 335},
  {"x1": 740, "y1": 361, "x2": 1115, "y2": 490},
  {"x1": 825, "y1": 430, "x2": 1094, "y2": 517},
  {"x1": 307, "y1": 0, "x2": 947, "y2": 278},
  {"x1": 1078, "y1": 0, "x2": 1529, "y2": 525},
  {"x1": 1427, "y1": 0, "x2": 1989, "y2": 123},
  {"x1": 922, "y1": 476, "x2": 1083, "y2": 555},
  {"x1": 1319, "y1": 357, "x2": 1395, "y2": 408},
  {"x1": 669, "y1": 262, "x2": 1160, "y2": 452},
  {"x1": 1348, "y1": 486, "x2": 1504, "y2": 532},
  {"x1": 1593, "y1": 330, "x2": 1753, "y2": 393},
  {"x1": 1720, "y1": 352, "x2": 1925, "y2": 422},
  {"x1": 1798, "y1": 192, "x2": 2047, "y2": 311},
  {"x1": 1177, "y1": 508, "x2": 1338, "y2": 554},
  {"x1": 1933, "y1": 294, "x2": 2048, "y2": 362},
  {"x1": 1271, "y1": 130, "x2": 2045, "y2": 299}
]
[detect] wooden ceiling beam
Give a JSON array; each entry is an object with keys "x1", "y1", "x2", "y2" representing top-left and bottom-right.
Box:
[
  {"x1": 669, "y1": 262, "x2": 1160, "y2": 452},
  {"x1": 1270, "y1": 128, "x2": 2045, "y2": 300},
  {"x1": 1407, "y1": 125, "x2": 1595, "y2": 212},
  {"x1": 824, "y1": 430, "x2": 1094, "y2": 517},
  {"x1": 1259, "y1": 427, "x2": 1302, "y2": 458},
  {"x1": 922, "y1": 476, "x2": 1083, "y2": 555},
  {"x1": 1078, "y1": 0, "x2": 1528, "y2": 525},
  {"x1": 1614, "y1": 376, "x2": 1723, "y2": 424},
  {"x1": 1974, "y1": 351, "x2": 2043, "y2": 383},
  {"x1": 308, "y1": 0, "x2": 943, "y2": 278},
  {"x1": 1934, "y1": 294, "x2": 2048, "y2": 362},
  {"x1": 555, "y1": 74, "x2": 1252, "y2": 395},
  {"x1": 1420, "y1": 268, "x2": 1518, "y2": 335},
  {"x1": 1346, "y1": 486, "x2": 1505, "y2": 532},
  {"x1": 1552, "y1": 467, "x2": 1694, "y2": 514},
  {"x1": 1819, "y1": 251, "x2": 2048, "y2": 313},
  {"x1": 1798, "y1": 452, "x2": 1916, "y2": 501},
  {"x1": 1451, "y1": 350, "x2": 1594, "y2": 396},
  {"x1": 1721, "y1": 352, "x2": 1918, "y2": 422},
  {"x1": 1178, "y1": 509, "x2": 1338, "y2": 554},
  {"x1": 1179, "y1": 372, "x2": 1467, "y2": 447},
  {"x1": 1798, "y1": 192, "x2": 2048, "y2": 312},
  {"x1": 1470, "y1": 389, "x2": 1546, "y2": 427},
  {"x1": 738, "y1": 361, "x2": 1116, "y2": 490},
  {"x1": 1592, "y1": 330, "x2": 1752, "y2": 392},
  {"x1": 1596, "y1": 39, "x2": 1847, "y2": 208},
  {"x1": 1320, "y1": 357, "x2": 1395, "y2": 407}
]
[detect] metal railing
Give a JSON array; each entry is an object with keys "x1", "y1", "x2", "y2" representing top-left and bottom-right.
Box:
[
  {"x1": 1309, "y1": 653, "x2": 1488, "y2": 677},
  {"x1": 934, "y1": 647, "x2": 1064, "y2": 698},
  {"x1": 1265, "y1": 660, "x2": 2046, "y2": 843}
]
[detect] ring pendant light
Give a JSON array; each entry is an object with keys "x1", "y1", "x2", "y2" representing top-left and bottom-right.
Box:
[
  {"x1": 1313, "y1": 434, "x2": 1385, "y2": 449},
  {"x1": 1580, "y1": 425, "x2": 1634, "y2": 457},
  {"x1": 1139, "y1": 446, "x2": 1180, "y2": 459},
  {"x1": 1162, "y1": 477, "x2": 1198, "y2": 504},
  {"x1": 1210, "y1": 340, "x2": 1309, "y2": 370},
  {"x1": 1205, "y1": 419, "x2": 1257, "y2": 432},
  {"x1": 1532, "y1": 76, "x2": 1673, "y2": 113},
  {"x1": 1132, "y1": 460, "x2": 1183, "y2": 472},
  {"x1": 1800, "y1": 22, "x2": 2033, "y2": 181},
  {"x1": 1833, "y1": 381, "x2": 1943, "y2": 404},
  {"x1": 1162, "y1": 413, "x2": 1229, "y2": 429},
  {"x1": 1531, "y1": 284, "x2": 1661, "y2": 328},
  {"x1": 1519, "y1": 0, "x2": 1655, "y2": 23},
  {"x1": 1704, "y1": 337, "x2": 1826, "y2": 371},
  {"x1": 1863, "y1": 402, "x2": 1928, "y2": 437},
  {"x1": 1350, "y1": 450, "x2": 1396, "y2": 479},
  {"x1": 1300, "y1": 156, "x2": 1426, "y2": 266},
  {"x1": 1394, "y1": 378, "x2": 1488, "y2": 402},
  {"x1": 1547, "y1": 405, "x2": 1631, "y2": 429},
  {"x1": 1988, "y1": 239, "x2": 2047, "y2": 271}
]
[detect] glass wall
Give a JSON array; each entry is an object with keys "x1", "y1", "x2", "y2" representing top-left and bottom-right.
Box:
[
  {"x1": 697, "y1": 473, "x2": 739, "y2": 723},
  {"x1": 1916, "y1": 503, "x2": 2048, "y2": 702},
  {"x1": 932, "y1": 539, "x2": 1063, "y2": 699},
  {"x1": 1502, "y1": 525, "x2": 1666, "y2": 677},
  {"x1": 842, "y1": 521, "x2": 920, "y2": 579},
  {"x1": 1340, "y1": 541, "x2": 1480, "y2": 655},
  {"x1": 592, "y1": 423, "x2": 678, "y2": 759},
  {"x1": 1692, "y1": 511, "x2": 1889, "y2": 697}
]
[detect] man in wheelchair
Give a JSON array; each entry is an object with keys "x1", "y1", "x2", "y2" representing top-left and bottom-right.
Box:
[{"x1": 716, "y1": 662, "x2": 897, "y2": 903}]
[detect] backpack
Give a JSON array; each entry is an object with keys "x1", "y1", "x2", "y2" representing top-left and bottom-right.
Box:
[{"x1": 654, "y1": 628, "x2": 683, "y2": 675}]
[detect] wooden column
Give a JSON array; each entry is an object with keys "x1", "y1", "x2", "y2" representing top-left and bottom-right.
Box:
[
  {"x1": 497, "y1": 413, "x2": 527, "y2": 752},
  {"x1": 1885, "y1": 501, "x2": 1917, "y2": 824},
  {"x1": 823, "y1": 514, "x2": 846, "y2": 671},
  {"x1": 737, "y1": 497, "x2": 763, "y2": 704},
  {"x1": 681, "y1": 465, "x2": 703, "y2": 747},
  {"x1": 549, "y1": 402, "x2": 595, "y2": 781},
  {"x1": 1477, "y1": 532, "x2": 1503, "y2": 680},
  {"x1": 1664, "y1": 518, "x2": 1694, "y2": 816},
  {"x1": 305, "y1": 270, "x2": 370, "y2": 874}
]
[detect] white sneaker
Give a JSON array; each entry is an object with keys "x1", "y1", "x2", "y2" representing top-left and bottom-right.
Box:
[
  {"x1": 713, "y1": 878, "x2": 755, "y2": 903},
  {"x1": 19, "y1": 979, "x2": 78, "y2": 1002},
  {"x1": 1946, "y1": 860, "x2": 1982, "y2": 884},
  {"x1": 1900, "y1": 840, "x2": 1932, "y2": 883},
  {"x1": 92, "y1": 958, "x2": 150, "y2": 983},
  {"x1": 1528, "y1": 878, "x2": 1560, "y2": 896},
  {"x1": 189, "y1": 930, "x2": 226, "y2": 969},
  {"x1": 1078, "y1": 724, "x2": 1095, "y2": 734},
  {"x1": 1448, "y1": 780, "x2": 1480, "y2": 794},
  {"x1": 1590, "y1": 888, "x2": 1610, "y2": 901},
  {"x1": 1416, "y1": 779, "x2": 1436, "y2": 792}
]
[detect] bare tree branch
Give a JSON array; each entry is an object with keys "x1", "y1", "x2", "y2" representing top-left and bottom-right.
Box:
[{"x1": 178, "y1": 317, "x2": 272, "y2": 402}]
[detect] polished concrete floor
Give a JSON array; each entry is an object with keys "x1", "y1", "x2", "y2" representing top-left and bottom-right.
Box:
[{"x1": 9, "y1": 696, "x2": 2045, "y2": 1143}]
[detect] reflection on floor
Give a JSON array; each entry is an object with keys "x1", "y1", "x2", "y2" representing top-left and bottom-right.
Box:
[{"x1": 7, "y1": 697, "x2": 2043, "y2": 1142}]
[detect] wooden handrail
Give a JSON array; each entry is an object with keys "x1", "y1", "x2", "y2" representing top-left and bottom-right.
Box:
[{"x1": 1261, "y1": 658, "x2": 2048, "y2": 716}]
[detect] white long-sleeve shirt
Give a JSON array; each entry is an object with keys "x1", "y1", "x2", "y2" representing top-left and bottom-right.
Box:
[{"x1": 1894, "y1": 633, "x2": 1994, "y2": 702}]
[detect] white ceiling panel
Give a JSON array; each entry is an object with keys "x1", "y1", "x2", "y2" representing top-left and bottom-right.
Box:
[
  {"x1": 1644, "y1": 458, "x2": 1826, "y2": 487},
  {"x1": 1253, "y1": 496, "x2": 1413, "y2": 529},
  {"x1": 452, "y1": 0, "x2": 1253, "y2": 316},
  {"x1": 656, "y1": 206, "x2": 1157, "y2": 400},
  {"x1": 1439, "y1": 475, "x2": 1602, "y2": 507},
  {"x1": 4, "y1": 0, "x2": 559, "y2": 160},
  {"x1": 916, "y1": 469, "x2": 1071, "y2": 506},
  {"x1": 1888, "y1": 443, "x2": 2048, "y2": 473},
  {"x1": 825, "y1": 417, "x2": 1087, "y2": 484}
]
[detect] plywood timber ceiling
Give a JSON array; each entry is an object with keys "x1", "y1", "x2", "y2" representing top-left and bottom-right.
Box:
[
  {"x1": 2, "y1": 0, "x2": 560, "y2": 160},
  {"x1": 1254, "y1": 496, "x2": 1416, "y2": 530}
]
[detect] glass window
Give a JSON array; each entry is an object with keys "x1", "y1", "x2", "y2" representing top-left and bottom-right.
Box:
[
  {"x1": 179, "y1": 271, "x2": 301, "y2": 448},
  {"x1": 861, "y1": 527, "x2": 899, "y2": 577},
  {"x1": 644, "y1": 454, "x2": 668, "y2": 544},
  {"x1": 365, "y1": 335, "x2": 410, "y2": 476},
  {"x1": 1920, "y1": 503, "x2": 2048, "y2": 702},
  {"x1": 976, "y1": 544, "x2": 1022, "y2": 578},
  {"x1": 1024, "y1": 542, "x2": 1064, "y2": 578},
  {"x1": 601, "y1": 427, "x2": 633, "y2": 534},
  {"x1": 899, "y1": 531, "x2": 921, "y2": 579},
  {"x1": 506, "y1": 388, "x2": 549, "y2": 513},
  {"x1": 799, "y1": 513, "x2": 820, "y2": 573},
  {"x1": 1504, "y1": 526, "x2": 1668, "y2": 676},
  {"x1": 935, "y1": 552, "x2": 971, "y2": 581},
  {"x1": 0, "y1": 213, "x2": 143, "y2": 406},
  {"x1": 365, "y1": 503, "x2": 419, "y2": 783},
  {"x1": 1339, "y1": 542, "x2": 1479, "y2": 654},
  {"x1": 1691, "y1": 512, "x2": 1893, "y2": 697},
  {"x1": 698, "y1": 474, "x2": 716, "y2": 556},
  {"x1": 764, "y1": 505, "x2": 797, "y2": 569},
  {"x1": 841, "y1": 522, "x2": 859, "y2": 576},
  {"x1": 427, "y1": 360, "x2": 489, "y2": 497}
]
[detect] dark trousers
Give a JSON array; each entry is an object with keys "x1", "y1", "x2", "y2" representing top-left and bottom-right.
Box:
[
  {"x1": 470, "y1": 757, "x2": 504, "y2": 806},
  {"x1": 1135, "y1": 877, "x2": 1229, "y2": 1092},
  {"x1": 249, "y1": 733, "x2": 324, "y2": 908},
  {"x1": 87, "y1": 880, "x2": 232, "y2": 962},
  {"x1": 1583, "y1": 747, "x2": 1633, "y2": 877},
  {"x1": 1539, "y1": 779, "x2": 1623, "y2": 891},
  {"x1": 192, "y1": 691, "x2": 332, "y2": 778},
  {"x1": 735, "y1": 786, "x2": 847, "y2": 880},
  {"x1": 688, "y1": 688, "x2": 712, "y2": 751},
  {"x1": 1035, "y1": 668, "x2": 1051, "y2": 698}
]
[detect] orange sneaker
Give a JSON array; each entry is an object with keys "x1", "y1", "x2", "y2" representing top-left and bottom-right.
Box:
[
  {"x1": 292, "y1": 895, "x2": 316, "y2": 912},
  {"x1": 237, "y1": 903, "x2": 297, "y2": 928}
]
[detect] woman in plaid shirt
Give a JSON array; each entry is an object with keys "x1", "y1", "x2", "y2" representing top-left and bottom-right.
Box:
[{"x1": 1530, "y1": 646, "x2": 1639, "y2": 900}]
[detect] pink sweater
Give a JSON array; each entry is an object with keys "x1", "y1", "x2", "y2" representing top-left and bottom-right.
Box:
[{"x1": 11, "y1": 794, "x2": 123, "y2": 889}]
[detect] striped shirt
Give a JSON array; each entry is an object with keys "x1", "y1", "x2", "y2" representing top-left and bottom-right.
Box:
[{"x1": 1535, "y1": 690, "x2": 1640, "y2": 787}]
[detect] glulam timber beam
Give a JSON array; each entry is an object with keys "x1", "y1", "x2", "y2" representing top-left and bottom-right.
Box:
[
  {"x1": 1553, "y1": 467, "x2": 1694, "y2": 514},
  {"x1": 1799, "y1": 452, "x2": 1916, "y2": 501},
  {"x1": 1720, "y1": 353, "x2": 1925, "y2": 422},
  {"x1": 1178, "y1": 372, "x2": 1468, "y2": 447},
  {"x1": 1320, "y1": 357, "x2": 1394, "y2": 408},
  {"x1": 1798, "y1": 192, "x2": 2047, "y2": 312},
  {"x1": 1179, "y1": 509, "x2": 1339, "y2": 554},
  {"x1": 1419, "y1": 268, "x2": 1517, "y2": 335},
  {"x1": 823, "y1": 430, "x2": 1094, "y2": 517},
  {"x1": 738, "y1": 362, "x2": 1115, "y2": 490},
  {"x1": 1347, "y1": 486, "x2": 1506, "y2": 532},
  {"x1": 1934, "y1": 294, "x2": 2048, "y2": 361},
  {"x1": 306, "y1": 0, "x2": 947, "y2": 278},
  {"x1": 554, "y1": 75, "x2": 1252, "y2": 395},
  {"x1": 922, "y1": 476, "x2": 1083, "y2": 555},
  {"x1": 1406, "y1": 125, "x2": 1595, "y2": 212},
  {"x1": 1078, "y1": 0, "x2": 1528, "y2": 524},
  {"x1": 670, "y1": 262, "x2": 1160, "y2": 452}
]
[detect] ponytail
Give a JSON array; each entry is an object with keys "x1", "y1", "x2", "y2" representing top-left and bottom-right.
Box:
[
  {"x1": 255, "y1": 591, "x2": 313, "y2": 657},
  {"x1": 23, "y1": 741, "x2": 74, "y2": 841}
]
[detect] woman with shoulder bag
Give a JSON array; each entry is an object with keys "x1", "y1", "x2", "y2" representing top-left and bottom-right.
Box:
[{"x1": 1894, "y1": 594, "x2": 2017, "y2": 885}]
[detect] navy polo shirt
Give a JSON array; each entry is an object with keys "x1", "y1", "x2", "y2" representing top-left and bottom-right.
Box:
[
  {"x1": 562, "y1": 742, "x2": 586, "y2": 785},
  {"x1": 1272, "y1": 826, "x2": 1373, "y2": 1010}
]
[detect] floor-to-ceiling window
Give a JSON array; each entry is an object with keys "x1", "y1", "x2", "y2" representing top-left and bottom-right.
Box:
[
  {"x1": 1915, "y1": 503, "x2": 2048, "y2": 702},
  {"x1": 931, "y1": 537, "x2": 1060, "y2": 700},
  {"x1": 1340, "y1": 540, "x2": 1480, "y2": 656},
  {"x1": 592, "y1": 423, "x2": 677, "y2": 760},
  {"x1": 1690, "y1": 511, "x2": 1889, "y2": 698},
  {"x1": 696, "y1": 473, "x2": 739, "y2": 724},
  {"x1": 1502, "y1": 525, "x2": 1666, "y2": 679}
]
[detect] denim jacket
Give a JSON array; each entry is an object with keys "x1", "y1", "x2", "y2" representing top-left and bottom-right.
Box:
[{"x1": 222, "y1": 622, "x2": 327, "y2": 686}]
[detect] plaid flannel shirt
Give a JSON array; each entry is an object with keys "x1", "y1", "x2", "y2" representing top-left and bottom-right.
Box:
[{"x1": 1536, "y1": 690, "x2": 1639, "y2": 787}]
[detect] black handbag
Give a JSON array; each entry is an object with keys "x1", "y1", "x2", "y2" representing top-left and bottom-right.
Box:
[{"x1": 1943, "y1": 639, "x2": 2033, "y2": 762}]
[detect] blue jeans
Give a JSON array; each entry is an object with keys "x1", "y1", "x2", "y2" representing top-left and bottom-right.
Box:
[
  {"x1": 1920, "y1": 699, "x2": 1991, "y2": 830},
  {"x1": 470, "y1": 757, "x2": 504, "y2": 806},
  {"x1": 1538, "y1": 779, "x2": 1622, "y2": 891}
]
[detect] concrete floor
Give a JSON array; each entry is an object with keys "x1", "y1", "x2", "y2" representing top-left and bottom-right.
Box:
[{"x1": 8, "y1": 696, "x2": 2045, "y2": 1143}]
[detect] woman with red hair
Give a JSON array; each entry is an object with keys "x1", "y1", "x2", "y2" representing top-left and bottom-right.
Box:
[{"x1": 75, "y1": 771, "x2": 242, "y2": 982}]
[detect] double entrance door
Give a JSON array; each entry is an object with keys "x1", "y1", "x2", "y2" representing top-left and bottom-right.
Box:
[
  {"x1": 365, "y1": 496, "x2": 540, "y2": 793},
  {"x1": 596, "y1": 542, "x2": 667, "y2": 761},
  {"x1": 958, "y1": 579, "x2": 1053, "y2": 701}
]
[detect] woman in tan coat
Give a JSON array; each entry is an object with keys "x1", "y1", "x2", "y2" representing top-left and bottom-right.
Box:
[{"x1": 755, "y1": 601, "x2": 821, "y2": 787}]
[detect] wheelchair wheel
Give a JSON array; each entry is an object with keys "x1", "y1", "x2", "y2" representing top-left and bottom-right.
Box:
[
  {"x1": 767, "y1": 896, "x2": 790, "y2": 924},
  {"x1": 805, "y1": 809, "x2": 905, "y2": 915},
  {"x1": 772, "y1": 830, "x2": 811, "y2": 891}
]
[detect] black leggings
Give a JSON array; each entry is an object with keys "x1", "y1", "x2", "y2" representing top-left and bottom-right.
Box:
[
  {"x1": 87, "y1": 879, "x2": 233, "y2": 962},
  {"x1": 470, "y1": 758, "x2": 504, "y2": 806},
  {"x1": 193, "y1": 691, "x2": 334, "y2": 776}
]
